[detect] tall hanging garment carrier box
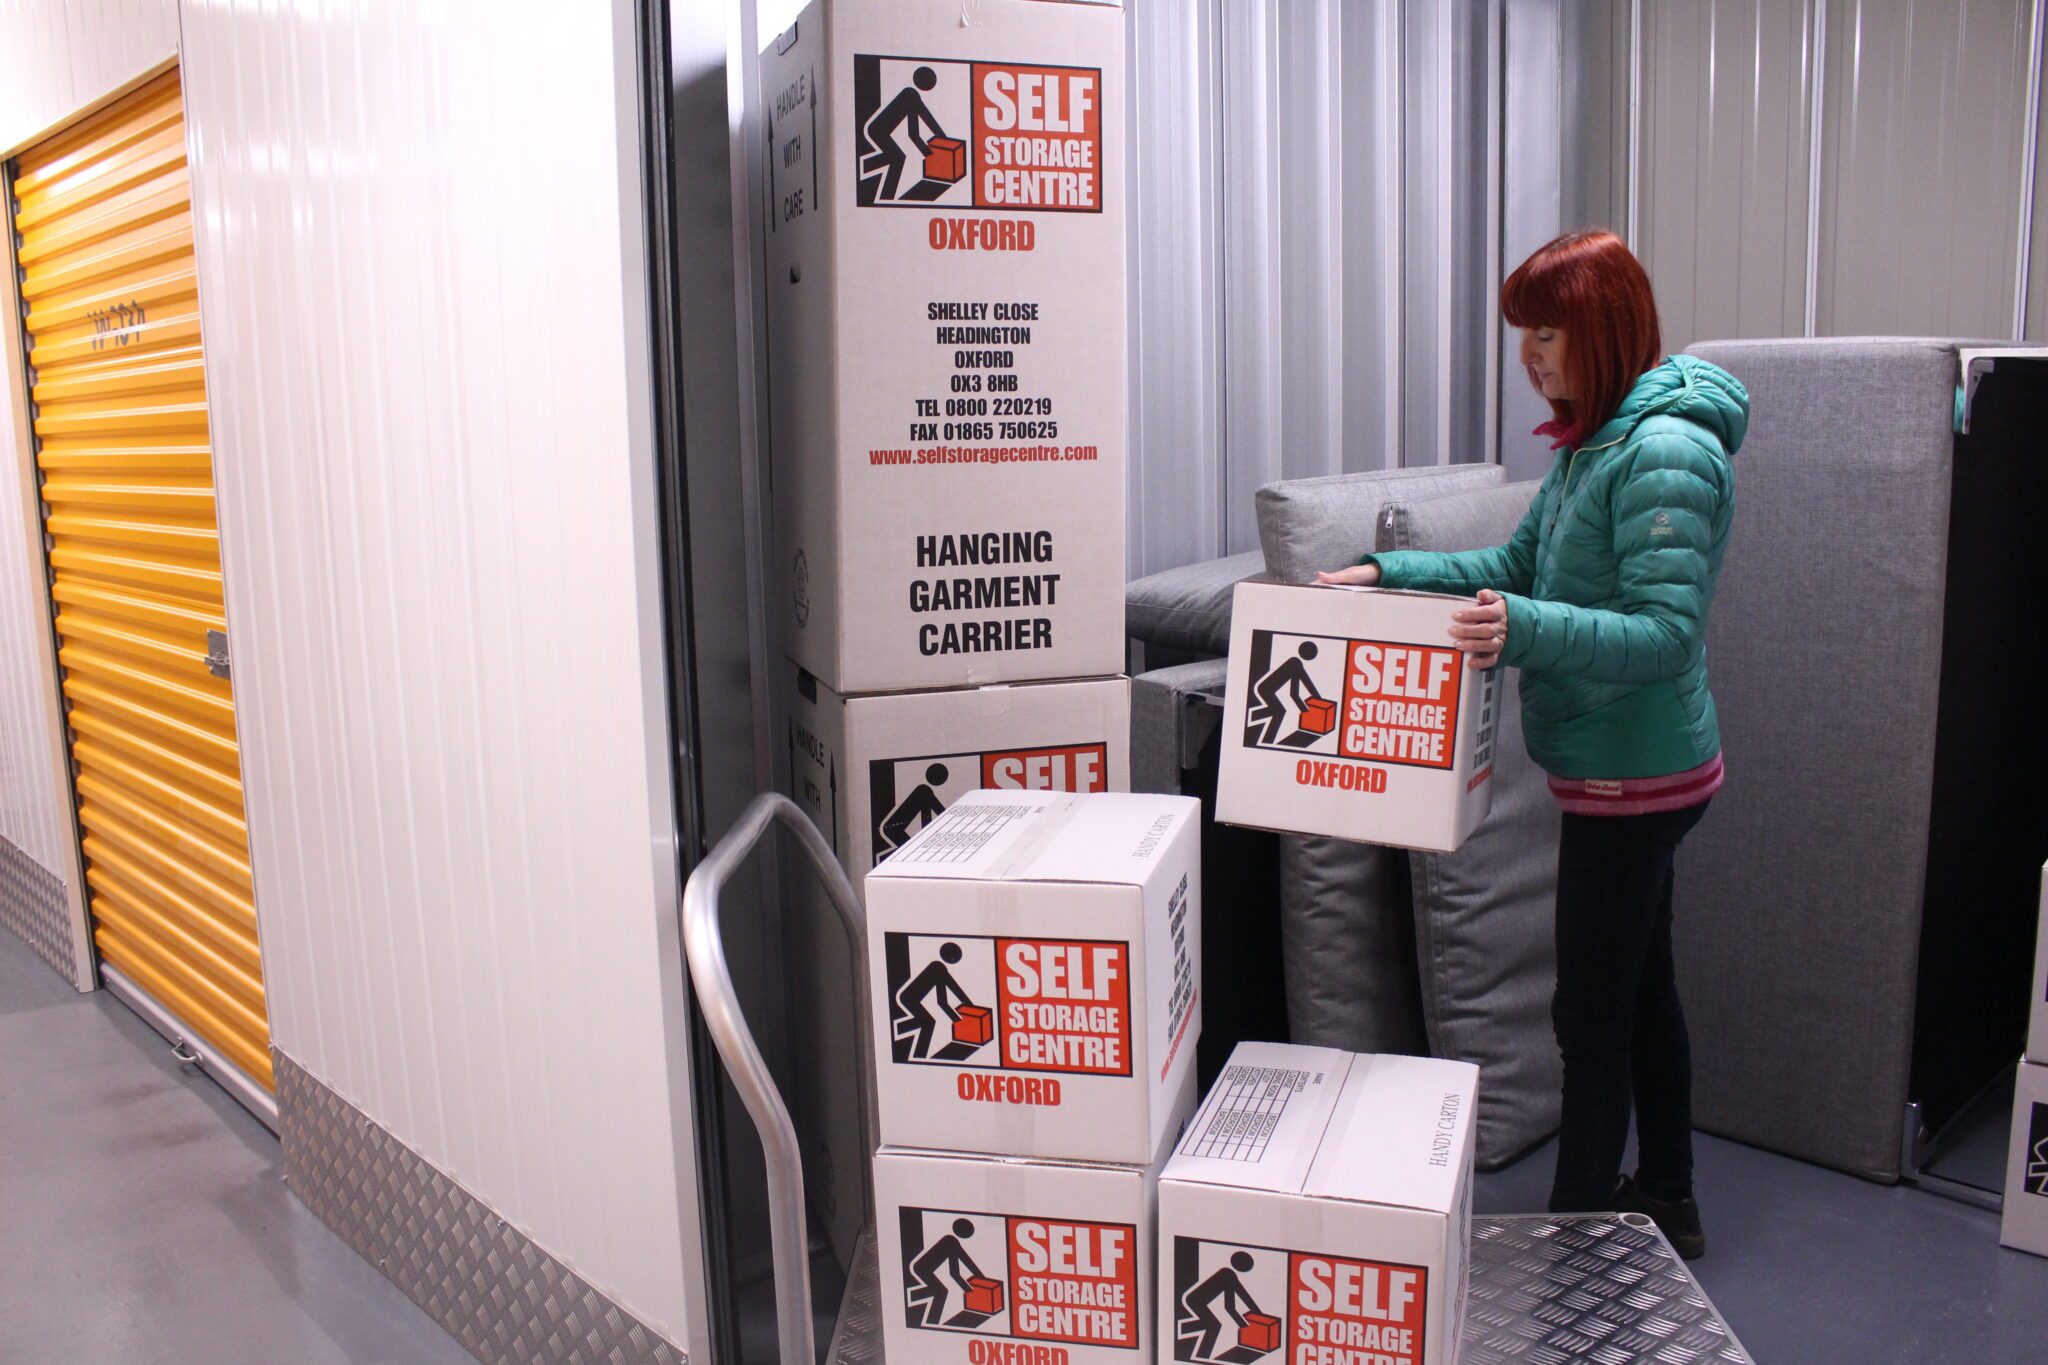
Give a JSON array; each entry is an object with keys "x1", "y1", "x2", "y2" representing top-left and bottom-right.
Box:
[
  {"x1": 1217, "y1": 582, "x2": 1499, "y2": 853},
  {"x1": 762, "y1": 0, "x2": 1128, "y2": 694},
  {"x1": 1158, "y1": 1041, "x2": 1479, "y2": 1365},
  {"x1": 875, "y1": 1140, "x2": 1170, "y2": 1365},
  {"x1": 866, "y1": 789, "x2": 1201, "y2": 1165}
]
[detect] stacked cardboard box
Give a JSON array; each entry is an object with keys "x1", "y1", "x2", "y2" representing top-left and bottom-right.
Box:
[
  {"x1": 1160, "y1": 1041, "x2": 1480, "y2": 1365},
  {"x1": 763, "y1": 0, "x2": 1132, "y2": 1259},
  {"x1": 2001, "y1": 863, "x2": 2048, "y2": 1256},
  {"x1": 1219, "y1": 582, "x2": 1501, "y2": 854},
  {"x1": 868, "y1": 789, "x2": 1202, "y2": 1365}
]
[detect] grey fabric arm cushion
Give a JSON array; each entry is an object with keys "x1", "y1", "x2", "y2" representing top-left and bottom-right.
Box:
[
  {"x1": 1129, "y1": 657, "x2": 1229, "y2": 795},
  {"x1": 1125, "y1": 550, "x2": 1265, "y2": 654},
  {"x1": 1673, "y1": 337, "x2": 1962, "y2": 1180},
  {"x1": 1378, "y1": 479, "x2": 1561, "y2": 1169},
  {"x1": 1256, "y1": 464, "x2": 1505, "y2": 584}
]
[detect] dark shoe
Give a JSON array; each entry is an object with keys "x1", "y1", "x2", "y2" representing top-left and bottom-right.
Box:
[{"x1": 1615, "y1": 1173, "x2": 1706, "y2": 1260}]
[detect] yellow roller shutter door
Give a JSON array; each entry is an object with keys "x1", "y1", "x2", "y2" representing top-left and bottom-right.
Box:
[{"x1": 11, "y1": 71, "x2": 269, "y2": 1089}]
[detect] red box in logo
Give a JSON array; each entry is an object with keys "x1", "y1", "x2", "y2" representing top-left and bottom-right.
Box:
[
  {"x1": 924, "y1": 136, "x2": 966, "y2": 183},
  {"x1": 1299, "y1": 697, "x2": 1337, "y2": 735},
  {"x1": 954, "y1": 1005, "x2": 994, "y2": 1047},
  {"x1": 1239, "y1": 1314, "x2": 1282, "y2": 1352},
  {"x1": 964, "y1": 1276, "x2": 1006, "y2": 1316}
]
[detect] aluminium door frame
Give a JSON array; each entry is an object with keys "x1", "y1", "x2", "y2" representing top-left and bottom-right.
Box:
[{"x1": 3, "y1": 55, "x2": 279, "y2": 1128}]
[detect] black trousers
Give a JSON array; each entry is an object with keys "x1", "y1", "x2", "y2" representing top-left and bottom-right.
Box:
[{"x1": 1548, "y1": 800, "x2": 1709, "y2": 1212}]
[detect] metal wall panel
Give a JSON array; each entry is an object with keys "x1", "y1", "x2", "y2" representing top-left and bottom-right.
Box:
[
  {"x1": 1636, "y1": 0, "x2": 1816, "y2": 351},
  {"x1": 1126, "y1": 0, "x2": 1225, "y2": 575},
  {"x1": 10, "y1": 70, "x2": 268, "y2": 1083},
  {"x1": 176, "y1": 0, "x2": 707, "y2": 1353},
  {"x1": 0, "y1": 0, "x2": 177, "y2": 986},
  {"x1": 2032, "y1": 10, "x2": 2048, "y2": 338},
  {"x1": 1817, "y1": 0, "x2": 2036, "y2": 338}
]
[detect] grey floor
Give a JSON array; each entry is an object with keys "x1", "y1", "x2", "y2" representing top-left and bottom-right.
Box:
[
  {"x1": 0, "y1": 930, "x2": 471, "y2": 1365},
  {"x1": 10, "y1": 909, "x2": 2048, "y2": 1365}
]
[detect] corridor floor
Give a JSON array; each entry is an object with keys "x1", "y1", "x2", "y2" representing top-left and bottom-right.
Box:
[{"x1": 0, "y1": 930, "x2": 470, "y2": 1365}]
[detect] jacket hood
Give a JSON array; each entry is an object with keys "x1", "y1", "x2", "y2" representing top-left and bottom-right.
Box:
[{"x1": 1588, "y1": 354, "x2": 1749, "y2": 456}]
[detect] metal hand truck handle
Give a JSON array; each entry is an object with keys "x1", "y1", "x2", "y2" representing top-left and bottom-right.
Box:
[{"x1": 682, "y1": 792, "x2": 875, "y2": 1365}]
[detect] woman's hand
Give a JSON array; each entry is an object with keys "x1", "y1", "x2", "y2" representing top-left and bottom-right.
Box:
[
  {"x1": 1315, "y1": 563, "x2": 1380, "y2": 587},
  {"x1": 1450, "y1": 589, "x2": 1508, "y2": 669}
]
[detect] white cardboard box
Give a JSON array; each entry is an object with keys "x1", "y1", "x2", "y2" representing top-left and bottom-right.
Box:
[
  {"x1": 789, "y1": 665, "x2": 1131, "y2": 889},
  {"x1": 784, "y1": 668, "x2": 1131, "y2": 1259},
  {"x1": 2026, "y1": 861, "x2": 2048, "y2": 1064},
  {"x1": 2004, "y1": 1060, "x2": 2048, "y2": 1256},
  {"x1": 1158, "y1": 1041, "x2": 1478, "y2": 1365},
  {"x1": 762, "y1": 0, "x2": 1128, "y2": 695},
  {"x1": 875, "y1": 1142, "x2": 1166, "y2": 1365},
  {"x1": 1217, "y1": 582, "x2": 1499, "y2": 854},
  {"x1": 867, "y1": 789, "x2": 1201, "y2": 1165}
]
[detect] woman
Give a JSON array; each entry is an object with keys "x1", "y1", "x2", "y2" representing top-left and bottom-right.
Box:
[{"x1": 1318, "y1": 229, "x2": 1745, "y2": 1259}]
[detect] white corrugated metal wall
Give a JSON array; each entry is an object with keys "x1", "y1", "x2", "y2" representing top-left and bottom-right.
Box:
[
  {"x1": 175, "y1": 0, "x2": 708, "y2": 1351},
  {"x1": 0, "y1": 0, "x2": 709, "y2": 1352},
  {"x1": 0, "y1": 0, "x2": 180, "y2": 986}
]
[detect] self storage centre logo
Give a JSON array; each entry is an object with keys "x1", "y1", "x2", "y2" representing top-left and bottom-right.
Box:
[
  {"x1": 885, "y1": 933, "x2": 1132, "y2": 1089},
  {"x1": 1171, "y1": 1238, "x2": 1427, "y2": 1365},
  {"x1": 1240, "y1": 629, "x2": 1462, "y2": 772},
  {"x1": 869, "y1": 743, "x2": 1110, "y2": 865},
  {"x1": 854, "y1": 54, "x2": 1102, "y2": 211},
  {"x1": 899, "y1": 1206, "x2": 1140, "y2": 1349}
]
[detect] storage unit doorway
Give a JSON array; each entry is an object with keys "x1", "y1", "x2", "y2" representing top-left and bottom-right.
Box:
[{"x1": 7, "y1": 67, "x2": 269, "y2": 1116}]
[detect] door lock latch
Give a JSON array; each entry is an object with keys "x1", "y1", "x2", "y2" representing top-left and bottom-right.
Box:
[{"x1": 205, "y1": 630, "x2": 231, "y2": 679}]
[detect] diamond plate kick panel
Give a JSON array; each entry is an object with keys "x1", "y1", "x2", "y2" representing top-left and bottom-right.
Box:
[{"x1": 275, "y1": 1051, "x2": 687, "y2": 1365}]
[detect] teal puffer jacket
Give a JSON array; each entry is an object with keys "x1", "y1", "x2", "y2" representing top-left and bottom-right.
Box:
[{"x1": 1368, "y1": 355, "x2": 1747, "y2": 780}]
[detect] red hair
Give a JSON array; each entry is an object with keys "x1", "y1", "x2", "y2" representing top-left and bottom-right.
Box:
[{"x1": 1501, "y1": 229, "x2": 1663, "y2": 445}]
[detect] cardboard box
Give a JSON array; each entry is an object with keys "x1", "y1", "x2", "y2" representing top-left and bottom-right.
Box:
[
  {"x1": 1158, "y1": 1041, "x2": 1478, "y2": 1365},
  {"x1": 2028, "y1": 861, "x2": 2048, "y2": 1064},
  {"x1": 876, "y1": 1143, "x2": 1164, "y2": 1365},
  {"x1": 867, "y1": 789, "x2": 1201, "y2": 1164},
  {"x1": 762, "y1": 1, "x2": 1128, "y2": 694},
  {"x1": 788, "y1": 665, "x2": 1131, "y2": 888},
  {"x1": 785, "y1": 669, "x2": 1132, "y2": 1262},
  {"x1": 2003, "y1": 1060, "x2": 2048, "y2": 1257},
  {"x1": 925, "y1": 136, "x2": 967, "y2": 183},
  {"x1": 1218, "y1": 582, "x2": 1500, "y2": 853}
]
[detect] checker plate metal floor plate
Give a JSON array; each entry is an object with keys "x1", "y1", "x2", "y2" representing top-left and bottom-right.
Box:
[{"x1": 828, "y1": 1214, "x2": 1751, "y2": 1365}]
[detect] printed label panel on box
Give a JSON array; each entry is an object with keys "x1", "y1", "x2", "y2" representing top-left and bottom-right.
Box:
[
  {"x1": 1168, "y1": 1237, "x2": 1429, "y2": 1365},
  {"x1": 1240, "y1": 629, "x2": 1464, "y2": 771},
  {"x1": 871, "y1": 741, "x2": 1109, "y2": 866},
  {"x1": 898, "y1": 1206, "x2": 1141, "y2": 1349},
  {"x1": 884, "y1": 931, "x2": 1133, "y2": 1077},
  {"x1": 854, "y1": 56, "x2": 1104, "y2": 213}
]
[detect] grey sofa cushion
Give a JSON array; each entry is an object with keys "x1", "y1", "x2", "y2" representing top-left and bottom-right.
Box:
[
  {"x1": 1125, "y1": 550, "x2": 1264, "y2": 654},
  {"x1": 1279, "y1": 834, "x2": 1427, "y2": 1056},
  {"x1": 1130, "y1": 657, "x2": 1228, "y2": 795},
  {"x1": 1256, "y1": 464, "x2": 1504, "y2": 585},
  {"x1": 1674, "y1": 337, "x2": 1961, "y2": 1181},
  {"x1": 1378, "y1": 480, "x2": 1542, "y2": 554},
  {"x1": 1377, "y1": 479, "x2": 1560, "y2": 1169}
]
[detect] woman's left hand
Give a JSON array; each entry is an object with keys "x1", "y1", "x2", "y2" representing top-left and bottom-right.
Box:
[{"x1": 1449, "y1": 589, "x2": 1508, "y2": 669}]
